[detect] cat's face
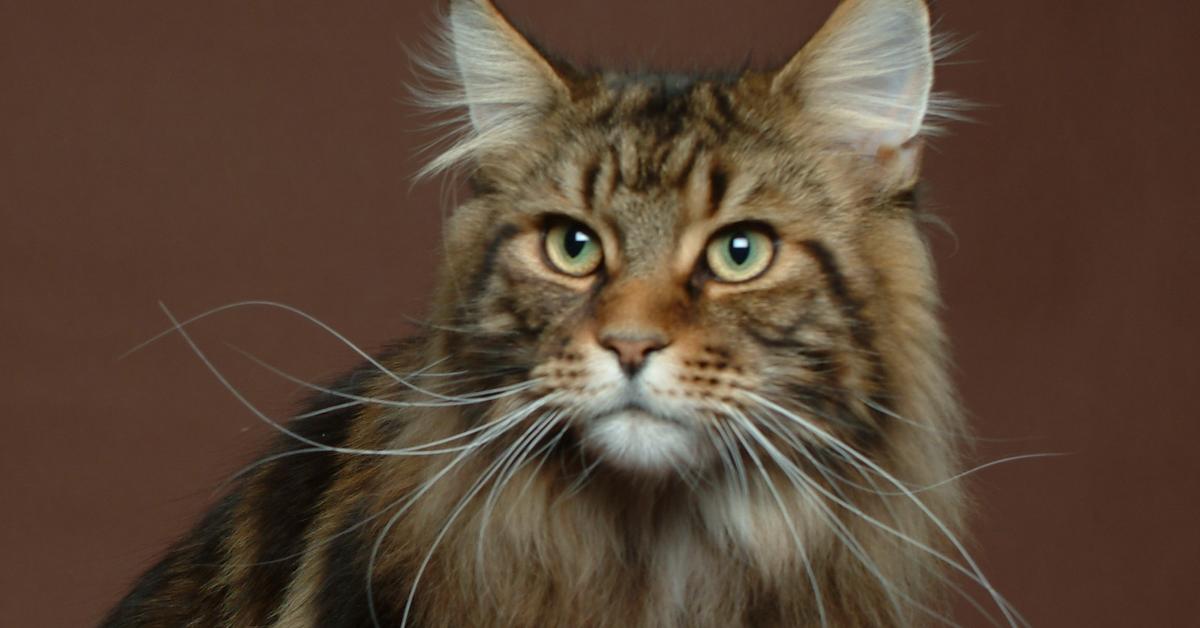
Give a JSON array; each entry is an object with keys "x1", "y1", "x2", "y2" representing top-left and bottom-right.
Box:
[
  {"x1": 431, "y1": 0, "x2": 942, "y2": 476},
  {"x1": 442, "y1": 80, "x2": 922, "y2": 475}
]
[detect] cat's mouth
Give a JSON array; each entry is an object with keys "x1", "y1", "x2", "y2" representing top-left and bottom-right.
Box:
[
  {"x1": 579, "y1": 404, "x2": 705, "y2": 474},
  {"x1": 603, "y1": 403, "x2": 683, "y2": 426}
]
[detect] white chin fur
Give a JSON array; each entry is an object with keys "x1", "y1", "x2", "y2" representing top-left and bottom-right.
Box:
[{"x1": 583, "y1": 410, "x2": 700, "y2": 474}]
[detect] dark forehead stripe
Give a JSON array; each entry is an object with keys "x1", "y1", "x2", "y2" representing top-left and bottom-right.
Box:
[
  {"x1": 709, "y1": 85, "x2": 738, "y2": 127},
  {"x1": 592, "y1": 74, "x2": 741, "y2": 193},
  {"x1": 580, "y1": 159, "x2": 601, "y2": 213},
  {"x1": 691, "y1": 82, "x2": 746, "y2": 140},
  {"x1": 707, "y1": 163, "x2": 729, "y2": 217}
]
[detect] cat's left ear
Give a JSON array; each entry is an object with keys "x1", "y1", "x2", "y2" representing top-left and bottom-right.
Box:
[
  {"x1": 422, "y1": 0, "x2": 571, "y2": 175},
  {"x1": 772, "y1": 0, "x2": 938, "y2": 187}
]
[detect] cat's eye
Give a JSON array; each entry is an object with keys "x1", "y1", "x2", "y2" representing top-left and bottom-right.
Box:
[
  {"x1": 705, "y1": 225, "x2": 775, "y2": 283},
  {"x1": 543, "y1": 219, "x2": 603, "y2": 277}
]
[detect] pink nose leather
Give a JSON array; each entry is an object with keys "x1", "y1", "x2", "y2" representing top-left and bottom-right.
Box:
[{"x1": 599, "y1": 333, "x2": 668, "y2": 375}]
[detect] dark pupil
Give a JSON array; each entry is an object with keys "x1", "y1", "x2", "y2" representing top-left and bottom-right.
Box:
[
  {"x1": 564, "y1": 228, "x2": 590, "y2": 259},
  {"x1": 728, "y1": 234, "x2": 752, "y2": 266}
]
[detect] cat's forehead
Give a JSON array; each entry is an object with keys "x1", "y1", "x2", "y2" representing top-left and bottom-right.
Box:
[
  {"x1": 548, "y1": 75, "x2": 788, "y2": 265},
  {"x1": 563, "y1": 86, "x2": 726, "y2": 267},
  {"x1": 587, "y1": 72, "x2": 745, "y2": 144}
]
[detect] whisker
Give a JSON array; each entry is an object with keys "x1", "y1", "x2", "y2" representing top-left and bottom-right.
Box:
[
  {"x1": 215, "y1": 446, "x2": 326, "y2": 494},
  {"x1": 858, "y1": 395, "x2": 1037, "y2": 444},
  {"x1": 733, "y1": 412, "x2": 962, "y2": 627},
  {"x1": 360, "y1": 400, "x2": 551, "y2": 626},
  {"x1": 474, "y1": 411, "x2": 567, "y2": 606},
  {"x1": 745, "y1": 406, "x2": 985, "y2": 578},
  {"x1": 161, "y1": 302, "x2": 551, "y2": 460},
  {"x1": 395, "y1": 410, "x2": 562, "y2": 628},
  {"x1": 724, "y1": 419, "x2": 829, "y2": 628},
  {"x1": 132, "y1": 300, "x2": 493, "y2": 402},
  {"x1": 219, "y1": 399, "x2": 552, "y2": 572},
  {"x1": 874, "y1": 452, "x2": 1066, "y2": 496},
  {"x1": 745, "y1": 392, "x2": 1026, "y2": 628},
  {"x1": 753, "y1": 408, "x2": 1063, "y2": 497},
  {"x1": 740, "y1": 413, "x2": 910, "y2": 619},
  {"x1": 228, "y1": 343, "x2": 535, "y2": 407}
]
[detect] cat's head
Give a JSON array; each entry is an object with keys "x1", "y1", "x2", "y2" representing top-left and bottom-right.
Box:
[{"x1": 425, "y1": 0, "x2": 955, "y2": 476}]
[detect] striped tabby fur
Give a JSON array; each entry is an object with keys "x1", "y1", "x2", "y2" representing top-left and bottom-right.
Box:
[{"x1": 104, "y1": 1, "x2": 1008, "y2": 626}]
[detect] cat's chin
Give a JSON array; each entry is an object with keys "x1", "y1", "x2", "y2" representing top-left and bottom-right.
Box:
[{"x1": 581, "y1": 408, "x2": 704, "y2": 475}]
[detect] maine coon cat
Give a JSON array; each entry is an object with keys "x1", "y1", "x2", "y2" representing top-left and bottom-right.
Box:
[{"x1": 104, "y1": 0, "x2": 1016, "y2": 626}]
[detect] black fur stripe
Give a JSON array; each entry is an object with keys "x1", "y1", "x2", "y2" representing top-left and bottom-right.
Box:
[
  {"x1": 238, "y1": 363, "x2": 378, "y2": 622},
  {"x1": 581, "y1": 161, "x2": 601, "y2": 213},
  {"x1": 797, "y1": 239, "x2": 893, "y2": 440},
  {"x1": 798, "y1": 240, "x2": 876, "y2": 353},
  {"x1": 466, "y1": 222, "x2": 520, "y2": 304},
  {"x1": 707, "y1": 164, "x2": 729, "y2": 216},
  {"x1": 314, "y1": 502, "x2": 411, "y2": 628}
]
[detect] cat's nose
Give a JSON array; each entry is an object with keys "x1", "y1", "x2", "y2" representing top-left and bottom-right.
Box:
[{"x1": 598, "y1": 331, "x2": 669, "y2": 376}]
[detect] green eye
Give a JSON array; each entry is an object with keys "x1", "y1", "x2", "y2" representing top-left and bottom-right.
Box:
[
  {"x1": 706, "y1": 225, "x2": 774, "y2": 282},
  {"x1": 544, "y1": 220, "x2": 603, "y2": 277}
]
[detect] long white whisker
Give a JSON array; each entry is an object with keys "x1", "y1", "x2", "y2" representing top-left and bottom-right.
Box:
[
  {"x1": 737, "y1": 413, "x2": 911, "y2": 624},
  {"x1": 724, "y1": 420, "x2": 829, "y2": 628},
  {"x1": 746, "y1": 393, "x2": 1025, "y2": 628},
  {"x1": 473, "y1": 411, "x2": 566, "y2": 606},
  {"x1": 714, "y1": 421, "x2": 752, "y2": 499},
  {"x1": 734, "y1": 412, "x2": 960, "y2": 627},
  {"x1": 858, "y1": 395, "x2": 1035, "y2": 444},
  {"x1": 134, "y1": 300, "x2": 496, "y2": 402},
  {"x1": 878, "y1": 453, "x2": 1066, "y2": 496},
  {"x1": 775, "y1": 412, "x2": 999, "y2": 628},
  {"x1": 397, "y1": 410, "x2": 561, "y2": 628},
  {"x1": 223, "y1": 399, "x2": 550, "y2": 571},
  {"x1": 744, "y1": 406, "x2": 989, "y2": 583},
  {"x1": 362, "y1": 400, "x2": 548, "y2": 627},
  {"x1": 160, "y1": 302, "x2": 547, "y2": 458},
  {"x1": 755, "y1": 409, "x2": 1062, "y2": 499},
  {"x1": 216, "y1": 447, "x2": 325, "y2": 493},
  {"x1": 739, "y1": 406, "x2": 985, "y2": 618},
  {"x1": 227, "y1": 343, "x2": 534, "y2": 406},
  {"x1": 216, "y1": 398, "x2": 377, "y2": 489}
]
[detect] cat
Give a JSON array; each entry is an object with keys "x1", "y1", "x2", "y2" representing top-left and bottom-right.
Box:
[{"x1": 103, "y1": 0, "x2": 1014, "y2": 626}]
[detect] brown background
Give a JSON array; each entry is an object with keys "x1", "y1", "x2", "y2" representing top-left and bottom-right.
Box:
[{"x1": 3, "y1": 1, "x2": 1198, "y2": 626}]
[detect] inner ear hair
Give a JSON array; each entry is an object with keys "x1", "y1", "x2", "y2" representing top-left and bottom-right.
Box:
[
  {"x1": 416, "y1": 0, "x2": 571, "y2": 178},
  {"x1": 771, "y1": 0, "x2": 949, "y2": 187}
]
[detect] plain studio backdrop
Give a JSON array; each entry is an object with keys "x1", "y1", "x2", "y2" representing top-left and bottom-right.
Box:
[{"x1": 2, "y1": 1, "x2": 1198, "y2": 625}]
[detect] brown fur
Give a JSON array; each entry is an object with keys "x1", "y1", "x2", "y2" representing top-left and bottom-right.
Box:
[{"x1": 103, "y1": 1, "x2": 989, "y2": 627}]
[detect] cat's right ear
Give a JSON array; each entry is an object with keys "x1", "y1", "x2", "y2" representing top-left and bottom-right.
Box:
[
  {"x1": 770, "y1": 0, "x2": 941, "y2": 189},
  {"x1": 419, "y1": 0, "x2": 570, "y2": 176}
]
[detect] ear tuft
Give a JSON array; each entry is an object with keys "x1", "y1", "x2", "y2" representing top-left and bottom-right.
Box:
[
  {"x1": 774, "y1": 0, "x2": 947, "y2": 157},
  {"x1": 412, "y1": 0, "x2": 568, "y2": 177}
]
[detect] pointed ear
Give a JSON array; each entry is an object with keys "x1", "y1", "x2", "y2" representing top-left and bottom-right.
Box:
[
  {"x1": 448, "y1": 0, "x2": 568, "y2": 133},
  {"x1": 772, "y1": 0, "x2": 937, "y2": 178},
  {"x1": 421, "y1": 0, "x2": 570, "y2": 175}
]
